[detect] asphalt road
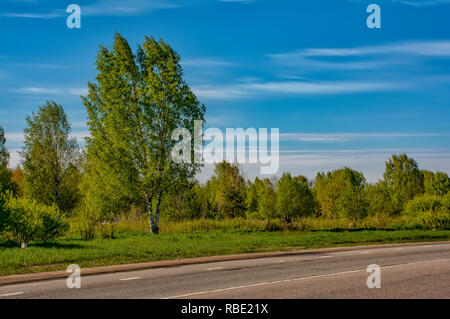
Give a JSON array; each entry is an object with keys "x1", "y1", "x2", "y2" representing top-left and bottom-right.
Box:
[{"x1": 0, "y1": 242, "x2": 449, "y2": 299}]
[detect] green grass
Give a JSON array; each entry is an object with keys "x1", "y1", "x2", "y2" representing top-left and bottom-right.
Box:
[{"x1": 1, "y1": 229, "x2": 450, "y2": 276}]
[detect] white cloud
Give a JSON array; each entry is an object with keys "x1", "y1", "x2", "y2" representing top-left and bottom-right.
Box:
[
  {"x1": 197, "y1": 149, "x2": 450, "y2": 183},
  {"x1": 392, "y1": 0, "x2": 450, "y2": 6},
  {"x1": 7, "y1": 62, "x2": 67, "y2": 69},
  {"x1": 245, "y1": 81, "x2": 402, "y2": 95},
  {"x1": 192, "y1": 85, "x2": 249, "y2": 100},
  {"x1": 4, "y1": 133, "x2": 25, "y2": 143},
  {"x1": 182, "y1": 58, "x2": 235, "y2": 67},
  {"x1": 2, "y1": 12, "x2": 63, "y2": 19},
  {"x1": 280, "y1": 132, "x2": 449, "y2": 142},
  {"x1": 7, "y1": 150, "x2": 21, "y2": 169},
  {"x1": 11, "y1": 87, "x2": 64, "y2": 95},
  {"x1": 11, "y1": 87, "x2": 87, "y2": 96},
  {"x1": 271, "y1": 40, "x2": 450, "y2": 60},
  {"x1": 83, "y1": 0, "x2": 179, "y2": 16},
  {"x1": 68, "y1": 88, "x2": 89, "y2": 96},
  {"x1": 268, "y1": 40, "x2": 450, "y2": 72},
  {"x1": 5, "y1": 131, "x2": 90, "y2": 145},
  {"x1": 193, "y1": 79, "x2": 405, "y2": 100},
  {"x1": 3, "y1": 0, "x2": 179, "y2": 19},
  {"x1": 219, "y1": 0, "x2": 254, "y2": 3}
]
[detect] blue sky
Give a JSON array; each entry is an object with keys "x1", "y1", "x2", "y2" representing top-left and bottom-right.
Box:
[{"x1": 1, "y1": 0, "x2": 450, "y2": 182}]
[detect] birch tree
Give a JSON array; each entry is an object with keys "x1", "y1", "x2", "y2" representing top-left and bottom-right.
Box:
[
  {"x1": 83, "y1": 33, "x2": 205, "y2": 234},
  {"x1": 21, "y1": 101, "x2": 80, "y2": 212}
]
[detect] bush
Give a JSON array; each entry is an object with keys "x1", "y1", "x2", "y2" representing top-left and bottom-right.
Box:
[
  {"x1": 336, "y1": 186, "x2": 369, "y2": 220},
  {"x1": 365, "y1": 182, "x2": 398, "y2": 217},
  {"x1": 1, "y1": 194, "x2": 68, "y2": 244},
  {"x1": 418, "y1": 210, "x2": 450, "y2": 229},
  {"x1": 405, "y1": 194, "x2": 448, "y2": 216},
  {"x1": 69, "y1": 205, "x2": 103, "y2": 239}
]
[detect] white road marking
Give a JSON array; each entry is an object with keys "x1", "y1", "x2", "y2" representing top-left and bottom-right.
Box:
[
  {"x1": 360, "y1": 251, "x2": 371, "y2": 254},
  {"x1": 422, "y1": 245, "x2": 433, "y2": 248},
  {"x1": 206, "y1": 267, "x2": 223, "y2": 271},
  {"x1": 120, "y1": 277, "x2": 142, "y2": 281},
  {"x1": 0, "y1": 292, "x2": 23, "y2": 297},
  {"x1": 277, "y1": 260, "x2": 286, "y2": 263},
  {"x1": 164, "y1": 258, "x2": 450, "y2": 299},
  {"x1": 320, "y1": 255, "x2": 332, "y2": 258}
]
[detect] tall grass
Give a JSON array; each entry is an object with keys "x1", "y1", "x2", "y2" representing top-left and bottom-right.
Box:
[{"x1": 76, "y1": 214, "x2": 427, "y2": 239}]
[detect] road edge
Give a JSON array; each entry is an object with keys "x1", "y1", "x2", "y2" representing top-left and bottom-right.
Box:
[{"x1": 1, "y1": 240, "x2": 449, "y2": 287}]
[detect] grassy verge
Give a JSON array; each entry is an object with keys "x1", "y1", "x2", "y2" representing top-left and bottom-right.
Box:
[{"x1": 1, "y1": 229, "x2": 449, "y2": 276}]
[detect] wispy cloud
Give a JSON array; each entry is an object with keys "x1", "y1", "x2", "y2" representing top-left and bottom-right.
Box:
[
  {"x1": 269, "y1": 40, "x2": 450, "y2": 71},
  {"x1": 182, "y1": 58, "x2": 235, "y2": 67},
  {"x1": 280, "y1": 132, "x2": 449, "y2": 142},
  {"x1": 193, "y1": 79, "x2": 406, "y2": 100},
  {"x1": 5, "y1": 131, "x2": 90, "y2": 144},
  {"x1": 2, "y1": 12, "x2": 63, "y2": 19},
  {"x1": 83, "y1": 0, "x2": 180, "y2": 16},
  {"x1": 198, "y1": 149, "x2": 450, "y2": 183},
  {"x1": 10, "y1": 87, "x2": 88, "y2": 96},
  {"x1": 11, "y1": 87, "x2": 64, "y2": 95},
  {"x1": 218, "y1": 0, "x2": 254, "y2": 3},
  {"x1": 391, "y1": 0, "x2": 450, "y2": 6},
  {"x1": 350, "y1": 0, "x2": 450, "y2": 6},
  {"x1": 6, "y1": 62, "x2": 67, "y2": 69},
  {"x1": 3, "y1": 0, "x2": 180, "y2": 19}
]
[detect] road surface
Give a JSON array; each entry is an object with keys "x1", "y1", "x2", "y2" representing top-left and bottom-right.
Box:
[{"x1": 0, "y1": 242, "x2": 449, "y2": 299}]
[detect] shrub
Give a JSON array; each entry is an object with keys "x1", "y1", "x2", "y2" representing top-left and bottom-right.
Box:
[
  {"x1": 418, "y1": 210, "x2": 450, "y2": 229},
  {"x1": 336, "y1": 186, "x2": 369, "y2": 220},
  {"x1": 1, "y1": 194, "x2": 68, "y2": 244},
  {"x1": 365, "y1": 182, "x2": 398, "y2": 217},
  {"x1": 405, "y1": 194, "x2": 447, "y2": 216},
  {"x1": 69, "y1": 205, "x2": 101, "y2": 239}
]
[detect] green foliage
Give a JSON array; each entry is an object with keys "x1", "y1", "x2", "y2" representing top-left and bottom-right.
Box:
[
  {"x1": 69, "y1": 203, "x2": 119, "y2": 239},
  {"x1": 1, "y1": 194, "x2": 68, "y2": 244},
  {"x1": 405, "y1": 193, "x2": 449, "y2": 216},
  {"x1": 207, "y1": 162, "x2": 247, "y2": 219},
  {"x1": 82, "y1": 33, "x2": 206, "y2": 234},
  {"x1": 22, "y1": 101, "x2": 81, "y2": 213},
  {"x1": 0, "y1": 127, "x2": 18, "y2": 196},
  {"x1": 0, "y1": 166, "x2": 14, "y2": 196},
  {"x1": 383, "y1": 154, "x2": 424, "y2": 211},
  {"x1": 365, "y1": 182, "x2": 397, "y2": 217},
  {"x1": 0, "y1": 127, "x2": 8, "y2": 168},
  {"x1": 69, "y1": 205, "x2": 99, "y2": 239},
  {"x1": 336, "y1": 186, "x2": 369, "y2": 220},
  {"x1": 159, "y1": 181, "x2": 211, "y2": 221},
  {"x1": 313, "y1": 167, "x2": 366, "y2": 218},
  {"x1": 276, "y1": 173, "x2": 315, "y2": 223},
  {"x1": 424, "y1": 171, "x2": 450, "y2": 196},
  {"x1": 418, "y1": 210, "x2": 450, "y2": 229},
  {"x1": 246, "y1": 177, "x2": 277, "y2": 219},
  {"x1": 258, "y1": 179, "x2": 277, "y2": 219}
]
